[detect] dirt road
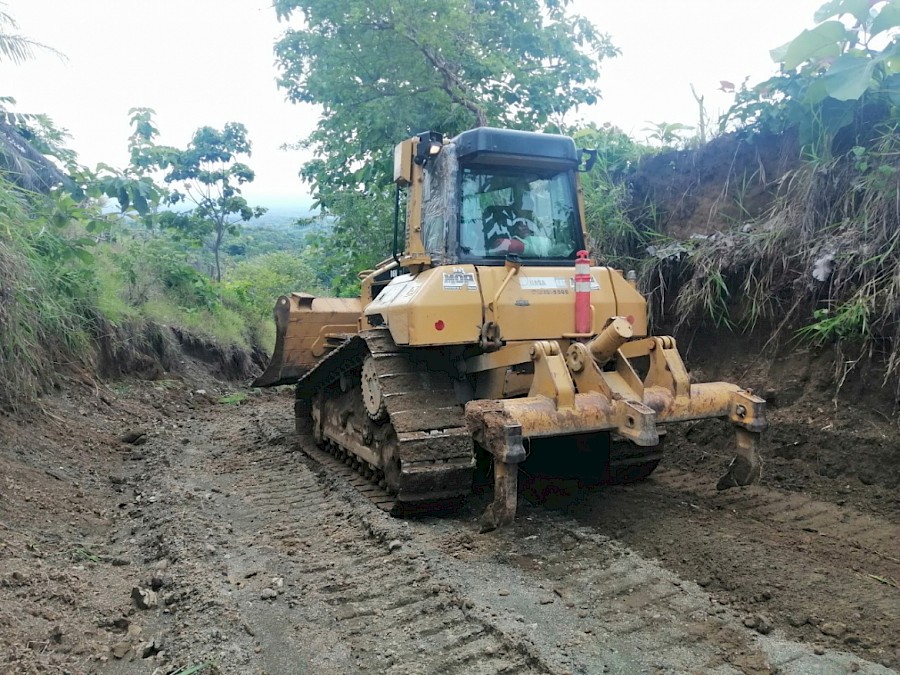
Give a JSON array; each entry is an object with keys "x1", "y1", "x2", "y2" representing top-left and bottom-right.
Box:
[{"x1": 1, "y1": 380, "x2": 898, "y2": 674}]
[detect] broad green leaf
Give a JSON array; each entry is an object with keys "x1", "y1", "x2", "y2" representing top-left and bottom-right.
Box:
[
  {"x1": 871, "y1": 4, "x2": 900, "y2": 36},
  {"x1": 770, "y1": 39, "x2": 792, "y2": 63},
  {"x1": 820, "y1": 96, "x2": 856, "y2": 137},
  {"x1": 782, "y1": 21, "x2": 851, "y2": 70},
  {"x1": 823, "y1": 53, "x2": 876, "y2": 100},
  {"x1": 805, "y1": 77, "x2": 831, "y2": 104},
  {"x1": 815, "y1": 0, "x2": 843, "y2": 21},
  {"x1": 815, "y1": 0, "x2": 871, "y2": 24},
  {"x1": 133, "y1": 194, "x2": 149, "y2": 215}
]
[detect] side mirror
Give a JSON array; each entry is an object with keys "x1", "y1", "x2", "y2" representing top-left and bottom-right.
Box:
[{"x1": 576, "y1": 148, "x2": 598, "y2": 173}]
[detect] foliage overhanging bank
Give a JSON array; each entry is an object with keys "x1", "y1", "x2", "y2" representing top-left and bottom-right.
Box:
[{"x1": 606, "y1": 0, "x2": 900, "y2": 390}]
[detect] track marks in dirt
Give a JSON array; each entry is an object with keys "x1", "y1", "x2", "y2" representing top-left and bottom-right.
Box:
[
  {"x1": 562, "y1": 467, "x2": 900, "y2": 667},
  {"x1": 427, "y1": 514, "x2": 784, "y2": 674},
  {"x1": 211, "y1": 421, "x2": 554, "y2": 675},
  {"x1": 117, "y1": 398, "x2": 896, "y2": 673}
]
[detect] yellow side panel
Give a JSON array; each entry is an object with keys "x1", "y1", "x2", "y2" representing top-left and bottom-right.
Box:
[
  {"x1": 362, "y1": 264, "x2": 648, "y2": 347},
  {"x1": 364, "y1": 268, "x2": 483, "y2": 346},
  {"x1": 607, "y1": 273, "x2": 649, "y2": 337},
  {"x1": 478, "y1": 266, "x2": 633, "y2": 340}
]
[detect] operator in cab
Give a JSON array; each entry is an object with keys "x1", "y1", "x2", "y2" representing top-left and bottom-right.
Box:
[{"x1": 489, "y1": 217, "x2": 553, "y2": 257}]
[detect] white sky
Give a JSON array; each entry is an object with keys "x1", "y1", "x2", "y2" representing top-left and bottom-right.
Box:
[{"x1": 1, "y1": 0, "x2": 823, "y2": 208}]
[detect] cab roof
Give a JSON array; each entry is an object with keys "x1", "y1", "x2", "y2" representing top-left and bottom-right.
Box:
[{"x1": 453, "y1": 127, "x2": 579, "y2": 172}]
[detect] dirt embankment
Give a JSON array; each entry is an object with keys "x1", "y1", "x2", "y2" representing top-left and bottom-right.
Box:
[
  {"x1": 626, "y1": 130, "x2": 799, "y2": 239},
  {"x1": 0, "y1": 328, "x2": 898, "y2": 673}
]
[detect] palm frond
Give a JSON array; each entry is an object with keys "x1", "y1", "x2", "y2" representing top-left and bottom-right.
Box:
[{"x1": 0, "y1": 118, "x2": 71, "y2": 192}]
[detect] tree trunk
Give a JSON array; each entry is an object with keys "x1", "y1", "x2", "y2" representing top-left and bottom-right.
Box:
[{"x1": 214, "y1": 225, "x2": 224, "y2": 282}]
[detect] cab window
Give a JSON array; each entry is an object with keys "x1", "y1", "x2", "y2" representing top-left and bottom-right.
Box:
[{"x1": 459, "y1": 167, "x2": 580, "y2": 260}]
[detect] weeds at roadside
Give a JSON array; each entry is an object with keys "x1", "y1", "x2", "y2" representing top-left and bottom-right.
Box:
[
  {"x1": 0, "y1": 181, "x2": 94, "y2": 409},
  {"x1": 68, "y1": 546, "x2": 100, "y2": 563},
  {"x1": 638, "y1": 129, "x2": 900, "y2": 396},
  {"x1": 153, "y1": 379, "x2": 185, "y2": 391}
]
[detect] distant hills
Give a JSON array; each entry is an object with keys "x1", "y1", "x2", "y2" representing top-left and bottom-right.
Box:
[{"x1": 249, "y1": 200, "x2": 317, "y2": 228}]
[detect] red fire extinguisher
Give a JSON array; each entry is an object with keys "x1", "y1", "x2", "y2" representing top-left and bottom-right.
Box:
[{"x1": 574, "y1": 250, "x2": 591, "y2": 334}]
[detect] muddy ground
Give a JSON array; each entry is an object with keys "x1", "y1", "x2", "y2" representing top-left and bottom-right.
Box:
[{"x1": 1, "y1": 346, "x2": 898, "y2": 674}]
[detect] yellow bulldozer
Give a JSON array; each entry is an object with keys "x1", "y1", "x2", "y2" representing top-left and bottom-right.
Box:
[{"x1": 254, "y1": 127, "x2": 766, "y2": 528}]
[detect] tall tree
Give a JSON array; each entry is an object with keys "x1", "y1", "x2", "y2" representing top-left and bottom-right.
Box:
[
  {"x1": 273, "y1": 0, "x2": 617, "y2": 289},
  {"x1": 136, "y1": 121, "x2": 267, "y2": 282}
]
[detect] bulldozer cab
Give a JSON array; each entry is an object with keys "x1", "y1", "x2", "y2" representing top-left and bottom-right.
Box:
[{"x1": 402, "y1": 127, "x2": 587, "y2": 270}]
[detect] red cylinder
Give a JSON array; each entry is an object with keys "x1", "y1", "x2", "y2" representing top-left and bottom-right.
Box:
[{"x1": 574, "y1": 249, "x2": 591, "y2": 334}]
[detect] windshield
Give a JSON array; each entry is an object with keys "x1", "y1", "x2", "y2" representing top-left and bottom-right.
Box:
[{"x1": 459, "y1": 166, "x2": 580, "y2": 260}]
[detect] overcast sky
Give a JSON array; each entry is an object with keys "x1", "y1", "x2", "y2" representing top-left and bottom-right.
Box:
[{"x1": 2, "y1": 0, "x2": 823, "y2": 209}]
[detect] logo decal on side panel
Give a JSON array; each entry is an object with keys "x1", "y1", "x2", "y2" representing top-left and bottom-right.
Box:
[{"x1": 443, "y1": 269, "x2": 478, "y2": 291}]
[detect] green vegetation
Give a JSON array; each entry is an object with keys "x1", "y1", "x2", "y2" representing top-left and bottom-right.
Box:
[
  {"x1": 125, "y1": 108, "x2": 268, "y2": 282},
  {"x1": 218, "y1": 392, "x2": 249, "y2": 405},
  {"x1": 0, "y1": 101, "x2": 319, "y2": 408},
  {"x1": 0, "y1": 179, "x2": 94, "y2": 406},
  {"x1": 574, "y1": 123, "x2": 656, "y2": 268},
  {"x1": 582, "y1": 0, "x2": 900, "y2": 389},
  {"x1": 5, "y1": 0, "x2": 900, "y2": 406},
  {"x1": 273, "y1": 0, "x2": 619, "y2": 295},
  {"x1": 0, "y1": 8, "x2": 62, "y2": 65},
  {"x1": 641, "y1": 121, "x2": 695, "y2": 148}
]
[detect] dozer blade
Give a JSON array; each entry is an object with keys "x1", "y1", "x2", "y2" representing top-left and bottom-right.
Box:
[{"x1": 253, "y1": 292, "x2": 361, "y2": 388}]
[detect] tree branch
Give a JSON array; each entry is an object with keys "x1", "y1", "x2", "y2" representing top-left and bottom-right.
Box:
[{"x1": 398, "y1": 29, "x2": 488, "y2": 127}]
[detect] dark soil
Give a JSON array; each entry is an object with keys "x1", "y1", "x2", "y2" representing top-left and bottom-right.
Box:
[
  {"x1": 627, "y1": 130, "x2": 800, "y2": 238},
  {"x1": 95, "y1": 319, "x2": 265, "y2": 383},
  {"x1": 1, "y1": 335, "x2": 898, "y2": 673}
]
